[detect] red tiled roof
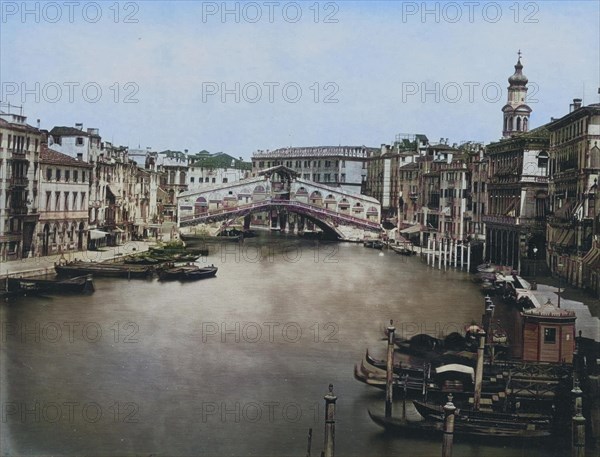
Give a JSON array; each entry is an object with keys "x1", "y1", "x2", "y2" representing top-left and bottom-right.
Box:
[{"x1": 40, "y1": 145, "x2": 92, "y2": 168}]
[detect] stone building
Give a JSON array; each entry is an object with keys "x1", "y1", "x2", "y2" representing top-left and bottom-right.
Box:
[
  {"x1": 547, "y1": 100, "x2": 600, "y2": 287},
  {"x1": 365, "y1": 134, "x2": 426, "y2": 223},
  {"x1": 0, "y1": 105, "x2": 44, "y2": 261},
  {"x1": 37, "y1": 145, "x2": 92, "y2": 255},
  {"x1": 252, "y1": 146, "x2": 378, "y2": 195},
  {"x1": 483, "y1": 126, "x2": 550, "y2": 274},
  {"x1": 157, "y1": 150, "x2": 189, "y2": 221},
  {"x1": 187, "y1": 151, "x2": 251, "y2": 190}
]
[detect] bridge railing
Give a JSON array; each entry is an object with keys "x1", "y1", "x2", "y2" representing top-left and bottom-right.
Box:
[{"x1": 180, "y1": 198, "x2": 381, "y2": 229}]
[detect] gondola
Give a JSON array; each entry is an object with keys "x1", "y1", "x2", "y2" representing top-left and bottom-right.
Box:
[
  {"x1": 364, "y1": 240, "x2": 384, "y2": 249},
  {"x1": 180, "y1": 265, "x2": 218, "y2": 281},
  {"x1": 390, "y1": 245, "x2": 415, "y2": 256},
  {"x1": 368, "y1": 410, "x2": 552, "y2": 439},
  {"x1": 55, "y1": 261, "x2": 153, "y2": 278},
  {"x1": 412, "y1": 400, "x2": 552, "y2": 427}
]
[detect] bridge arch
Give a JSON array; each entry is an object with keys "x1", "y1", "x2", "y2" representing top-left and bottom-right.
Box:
[{"x1": 310, "y1": 191, "x2": 323, "y2": 206}]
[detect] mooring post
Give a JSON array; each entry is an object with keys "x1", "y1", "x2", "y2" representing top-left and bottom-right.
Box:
[
  {"x1": 467, "y1": 242, "x2": 471, "y2": 272},
  {"x1": 323, "y1": 384, "x2": 337, "y2": 457},
  {"x1": 402, "y1": 374, "x2": 408, "y2": 421},
  {"x1": 473, "y1": 329, "x2": 486, "y2": 411},
  {"x1": 572, "y1": 380, "x2": 586, "y2": 457},
  {"x1": 306, "y1": 428, "x2": 312, "y2": 457},
  {"x1": 438, "y1": 239, "x2": 442, "y2": 270},
  {"x1": 385, "y1": 319, "x2": 396, "y2": 418},
  {"x1": 441, "y1": 394, "x2": 456, "y2": 457}
]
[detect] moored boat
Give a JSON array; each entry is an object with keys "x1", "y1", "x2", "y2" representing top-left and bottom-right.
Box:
[
  {"x1": 159, "y1": 263, "x2": 218, "y2": 281},
  {"x1": 55, "y1": 261, "x2": 152, "y2": 278},
  {"x1": 7, "y1": 275, "x2": 95, "y2": 294},
  {"x1": 368, "y1": 409, "x2": 552, "y2": 439}
]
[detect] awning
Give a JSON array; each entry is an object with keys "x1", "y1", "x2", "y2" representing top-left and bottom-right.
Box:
[
  {"x1": 557, "y1": 229, "x2": 575, "y2": 247},
  {"x1": 400, "y1": 224, "x2": 422, "y2": 234},
  {"x1": 89, "y1": 229, "x2": 109, "y2": 240},
  {"x1": 554, "y1": 200, "x2": 575, "y2": 219}
]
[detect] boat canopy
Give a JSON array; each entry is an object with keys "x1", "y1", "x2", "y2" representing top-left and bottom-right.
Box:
[
  {"x1": 89, "y1": 229, "x2": 109, "y2": 240},
  {"x1": 435, "y1": 364, "x2": 475, "y2": 380}
]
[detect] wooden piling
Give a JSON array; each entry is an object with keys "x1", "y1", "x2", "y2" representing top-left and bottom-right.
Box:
[
  {"x1": 473, "y1": 330, "x2": 486, "y2": 411},
  {"x1": 385, "y1": 320, "x2": 395, "y2": 418},
  {"x1": 323, "y1": 384, "x2": 336, "y2": 457},
  {"x1": 571, "y1": 381, "x2": 585, "y2": 457},
  {"x1": 441, "y1": 394, "x2": 456, "y2": 457}
]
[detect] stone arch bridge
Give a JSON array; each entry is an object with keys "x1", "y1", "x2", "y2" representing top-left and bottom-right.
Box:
[{"x1": 177, "y1": 166, "x2": 382, "y2": 240}]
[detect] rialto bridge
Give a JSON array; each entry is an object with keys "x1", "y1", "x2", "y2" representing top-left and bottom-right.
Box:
[{"x1": 177, "y1": 166, "x2": 382, "y2": 240}]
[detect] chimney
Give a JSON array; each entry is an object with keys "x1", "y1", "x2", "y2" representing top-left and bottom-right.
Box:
[
  {"x1": 36, "y1": 119, "x2": 40, "y2": 129},
  {"x1": 573, "y1": 98, "x2": 582, "y2": 110},
  {"x1": 77, "y1": 153, "x2": 83, "y2": 161},
  {"x1": 75, "y1": 122, "x2": 83, "y2": 130},
  {"x1": 184, "y1": 149, "x2": 188, "y2": 154}
]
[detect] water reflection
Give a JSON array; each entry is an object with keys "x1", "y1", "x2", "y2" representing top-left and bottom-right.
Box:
[{"x1": 0, "y1": 233, "x2": 571, "y2": 456}]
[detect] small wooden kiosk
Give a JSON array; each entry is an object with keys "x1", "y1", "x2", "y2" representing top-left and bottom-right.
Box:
[{"x1": 521, "y1": 300, "x2": 576, "y2": 363}]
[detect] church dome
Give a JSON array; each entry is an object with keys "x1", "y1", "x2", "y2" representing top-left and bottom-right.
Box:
[{"x1": 508, "y1": 56, "x2": 528, "y2": 86}]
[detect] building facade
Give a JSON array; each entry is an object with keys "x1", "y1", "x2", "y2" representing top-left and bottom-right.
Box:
[
  {"x1": 37, "y1": 145, "x2": 92, "y2": 256},
  {"x1": 0, "y1": 106, "x2": 44, "y2": 261},
  {"x1": 547, "y1": 101, "x2": 600, "y2": 287},
  {"x1": 252, "y1": 146, "x2": 378, "y2": 195}
]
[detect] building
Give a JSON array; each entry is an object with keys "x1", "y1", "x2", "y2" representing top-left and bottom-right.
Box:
[
  {"x1": 0, "y1": 105, "x2": 44, "y2": 261},
  {"x1": 37, "y1": 145, "x2": 92, "y2": 256},
  {"x1": 252, "y1": 146, "x2": 378, "y2": 194},
  {"x1": 482, "y1": 54, "x2": 550, "y2": 274},
  {"x1": 49, "y1": 124, "x2": 102, "y2": 162},
  {"x1": 365, "y1": 134, "x2": 427, "y2": 222},
  {"x1": 466, "y1": 144, "x2": 488, "y2": 243},
  {"x1": 547, "y1": 100, "x2": 600, "y2": 287},
  {"x1": 187, "y1": 151, "x2": 251, "y2": 190},
  {"x1": 157, "y1": 150, "x2": 189, "y2": 221}
]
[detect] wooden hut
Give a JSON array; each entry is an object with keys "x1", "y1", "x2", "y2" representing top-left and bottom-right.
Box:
[{"x1": 521, "y1": 300, "x2": 576, "y2": 363}]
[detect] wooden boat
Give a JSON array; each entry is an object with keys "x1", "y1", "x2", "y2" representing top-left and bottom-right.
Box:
[
  {"x1": 181, "y1": 265, "x2": 218, "y2": 281},
  {"x1": 368, "y1": 410, "x2": 552, "y2": 439},
  {"x1": 7, "y1": 275, "x2": 94, "y2": 294},
  {"x1": 55, "y1": 261, "x2": 152, "y2": 278},
  {"x1": 412, "y1": 400, "x2": 552, "y2": 427},
  {"x1": 364, "y1": 240, "x2": 384, "y2": 249},
  {"x1": 159, "y1": 264, "x2": 218, "y2": 281},
  {"x1": 390, "y1": 245, "x2": 415, "y2": 256}
]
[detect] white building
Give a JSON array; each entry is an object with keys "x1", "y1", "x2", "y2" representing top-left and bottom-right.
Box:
[{"x1": 252, "y1": 146, "x2": 378, "y2": 194}]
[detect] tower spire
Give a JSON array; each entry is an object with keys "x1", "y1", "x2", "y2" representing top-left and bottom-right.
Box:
[{"x1": 502, "y1": 51, "x2": 532, "y2": 138}]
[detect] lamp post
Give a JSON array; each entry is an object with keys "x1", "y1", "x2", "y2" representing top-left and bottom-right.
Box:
[{"x1": 532, "y1": 246, "x2": 538, "y2": 290}]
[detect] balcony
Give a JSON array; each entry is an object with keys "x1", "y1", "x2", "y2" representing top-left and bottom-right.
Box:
[
  {"x1": 8, "y1": 206, "x2": 28, "y2": 216},
  {"x1": 9, "y1": 176, "x2": 28, "y2": 187},
  {"x1": 11, "y1": 149, "x2": 26, "y2": 159}
]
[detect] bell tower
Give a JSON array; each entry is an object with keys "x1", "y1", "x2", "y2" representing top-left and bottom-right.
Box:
[{"x1": 502, "y1": 51, "x2": 532, "y2": 138}]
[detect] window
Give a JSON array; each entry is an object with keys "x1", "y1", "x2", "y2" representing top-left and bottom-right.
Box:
[
  {"x1": 82, "y1": 171, "x2": 86, "y2": 182},
  {"x1": 223, "y1": 178, "x2": 228, "y2": 183},
  {"x1": 56, "y1": 169, "x2": 61, "y2": 181},
  {"x1": 341, "y1": 173, "x2": 346, "y2": 182},
  {"x1": 64, "y1": 192, "x2": 69, "y2": 211},
  {"x1": 190, "y1": 177, "x2": 195, "y2": 183},
  {"x1": 45, "y1": 192, "x2": 52, "y2": 211},
  {"x1": 212, "y1": 178, "x2": 216, "y2": 183},
  {"x1": 65, "y1": 170, "x2": 70, "y2": 182},
  {"x1": 55, "y1": 192, "x2": 61, "y2": 211},
  {"x1": 73, "y1": 170, "x2": 78, "y2": 182},
  {"x1": 76, "y1": 137, "x2": 84, "y2": 146},
  {"x1": 81, "y1": 193, "x2": 86, "y2": 210},
  {"x1": 72, "y1": 192, "x2": 78, "y2": 210},
  {"x1": 544, "y1": 328, "x2": 556, "y2": 344},
  {"x1": 46, "y1": 168, "x2": 52, "y2": 181},
  {"x1": 342, "y1": 160, "x2": 346, "y2": 168}
]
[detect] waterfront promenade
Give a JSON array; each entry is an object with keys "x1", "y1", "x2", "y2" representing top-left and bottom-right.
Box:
[{"x1": 1, "y1": 241, "x2": 153, "y2": 279}]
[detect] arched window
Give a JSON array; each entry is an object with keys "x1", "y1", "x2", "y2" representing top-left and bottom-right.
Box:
[
  {"x1": 194, "y1": 196, "x2": 208, "y2": 215},
  {"x1": 310, "y1": 191, "x2": 323, "y2": 205},
  {"x1": 296, "y1": 187, "x2": 308, "y2": 196},
  {"x1": 508, "y1": 116, "x2": 513, "y2": 131},
  {"x1": 523, "y1": 117, "x2": 528, "y2": 131},
  {"x1": 516, "y1": 117, "x2": 522, "y2": 131},
  {"x1": 590, "y1": 145, "x2": 600, "y2": 169},
  {"x1": 352, "y1": 202, "x2": 364, "y2": 213}
]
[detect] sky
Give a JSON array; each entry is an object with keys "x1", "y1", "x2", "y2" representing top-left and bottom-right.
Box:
[{"x1": 1, "y1": 0, "x2": 599, "y2": 159}]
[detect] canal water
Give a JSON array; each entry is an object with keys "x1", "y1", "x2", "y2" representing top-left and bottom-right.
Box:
[{"x1": 0, "y1": 232, "x2": 574, "y2": 456}]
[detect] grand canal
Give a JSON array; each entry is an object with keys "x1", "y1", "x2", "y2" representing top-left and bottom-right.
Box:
[{"x1": 0, "y1": 233, "x2": 572, "y2": 456}]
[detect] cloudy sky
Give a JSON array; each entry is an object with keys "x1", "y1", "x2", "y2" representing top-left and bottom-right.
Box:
[{"x1": 1, "y1": 1, "x2": 599, "y2": 158}]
